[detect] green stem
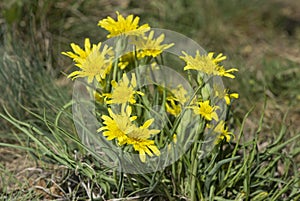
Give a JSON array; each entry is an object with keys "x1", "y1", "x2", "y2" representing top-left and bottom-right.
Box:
[
  {"x1": 190, "y1": 121, "x2": 205, "y2": 201},
  {"x1": 161, "y1": 182, "x2": 174, "y2": 200},
  {"x1": 191, "y1": 152, "x2": 198, "y2": 201},
  {"x1": 112, "y1": 39, "x2": 122, "y2": 82},
  {"x1": 170, "y1": 82, "x2": 203, "y2": 135}
]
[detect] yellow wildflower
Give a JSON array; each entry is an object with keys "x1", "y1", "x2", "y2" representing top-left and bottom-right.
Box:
[
  {"x1": 117, "y1": 52, "x2": 136, "y2": 70},
  {"x1": 213, "y1": 121, "x2": 234, "y2": 143},
  {"x1": 190, "y1": 100, "x2": 219, "y2": 121},
  {"x1": 180, "y1": 51, "x2": 238, "y2": 78},
  {"x1": 214, "y1": 85, "x2": 239, "y2": 105},
  {"x1": 132, "y1": 31, "x2": 174, "y2": 58},
  {"x1": 123, "y1": 119, "x2": 160, "y2": 162},
  {"x1": 166, "y1": 99, "x2": 182, "y2": 116},
  {"x1": 170, "y1": 84, "x2": 189, "y2": 104},
  {"x1": 105, "y1": 73, "x2": 144, "y2": 104},
  {"x1": 98, "y1": 105, "x2": 136, "y2": 144},
  {"x1": 166, "y1": 85, "x2": 191, "y2": 116},
  {"x1": 62, "y1": 38, "x2": 113, "y2": 83},
  {"x1": 224, "y1": 92, "x2": 239, "y2": 105},
  {"x1": 98, "y1": 11, "x2": 150, "y2": 38},
  {"x1": 94, "y1": 90, "x2": 104, "y2": 104},
  {"x1": 98, "y1": 105, "x2": 161, "y2": 162}
]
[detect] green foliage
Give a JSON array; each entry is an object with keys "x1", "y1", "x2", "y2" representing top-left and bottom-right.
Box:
[{"x1": 1, "y1": 100, "x2": 299, "y2": 200}]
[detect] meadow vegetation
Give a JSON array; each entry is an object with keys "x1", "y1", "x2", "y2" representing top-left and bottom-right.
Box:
[{"x1": 0, "y1": 0, "x2": 299, "y2": 200}]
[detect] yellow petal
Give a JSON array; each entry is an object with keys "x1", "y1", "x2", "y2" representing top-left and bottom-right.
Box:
[
  {"x1": 230, "y1": 93, "x2": 239, "y2": 99},
  {"x1": 149, "y1": 145, "x2": 160, "y2": 156},
  {"x1": 131, "y1": 73, "x2": 137, "y2": 87},
  {"x1": 84, "y1": 38, "x2": 91, "y2": 53},
  {"x1": 142, "y1": 119, "x2": 154, "y2": 129},
  {"x1": 139, "y1": 150, "x2": 146, "y2": 163}
]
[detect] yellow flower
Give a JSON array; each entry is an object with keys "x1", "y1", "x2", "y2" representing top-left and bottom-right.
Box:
[
  {"x1": 94, "y1": 90, "x2": 104, "y2": 104},
  {"x1": 166, "y1": 99, "x2": 182, "y2": 116},
  {"x1": 98, "y1": 11, "x2": 150, "y2": 38},
  {"x1": 124, "y1": 119, "x2": 160, "y2": 162},
  {"x1": 117, "y1": 52, "x2": 136, "y2": 70},
  {"x1": 62, "y1": 38, "x2": 113, "y2": 83},
  {"x1": 166, "y1": 85, "x2": 191, "y2": 116},
  {"x1": 132, "y1": 31, "x2": 174, "y2": 58},
  {"x1": 190, "y1": 100, "x2": 219, "y2": 121},
  {"x1": 224, "y1": 92, "x2": 239, "y2": 105},
  {"x1": 170, "y1": 84, "x2": 189, "y2": 104},
  {"x1": 180, "y1": 51, "x2": 238, "y2": 78},
  {"x1": 212, "y1": 121, "x2": 234, "y2": 143},
  {"x1": 213, "y1": 85, "x2": 239, "y2": 105},
  {"x1": 98, "y1": 105, "x2": 136, "y2": 144},
  {"x1": 98, "y1": 105, "x2": 160, "y2": 162},
  {"x1": 105, "y1": 73, "x2": 144, "y2": 104}
]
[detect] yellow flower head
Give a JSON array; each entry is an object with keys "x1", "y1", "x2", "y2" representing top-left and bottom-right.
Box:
[
  {"x1": 94, "y1": 90, "x2": 104, "y2": 104},
  {"x1": 132, "y1": 31, "x2": 174, "y2": 58},
  {"x1": 190, "y1": 100, "x2": 219, "y2": 121},
  {"x1": 127, "y1": 119, "x2": 160, "y2": 140},
  {"x1": 131, "y1": 138, "x2": 160, "y2": 163},
  {"x1": 105, "y1": 73, "x2": 144, "y2": 104},
  {"x1": 166, "y1": 99, "x2": 182, "y2": 116},
  {"x1": 212, "y1": 121, "x2": 234, "y2": 144},
  {"x1": 170, "y1": 85, "x2": 189, "y2": 104},
  {"x1": 165, "y1": 85, "x2": 190, "y2": 116},
  {"x1": 125, "y1": 119, "x2": 160, "y2": 162},
  {"x1": 98, "y1": 105, "x2": 136, "y2": 144},
  {"x1": 213, "y1": 85, "x2": 239, "y2": 105},
  {"x1": 98, "y1": 105, "x2": 160, "y2": 162},
  {"x1": 224, "y1": 92, "x2": 239, "y2": 105},
  {"x1": 98, "y1": 11, "x2": 150, "y2": 38},
  {"x1": 117, "y1": 52, "x2": 136, "y2": 70},
  {"x1": 180, "y1": 51, "x2": 238, "y2": 78},
  {"x1": 62, "y1": 38, "x2": 113, "y2": 83}
]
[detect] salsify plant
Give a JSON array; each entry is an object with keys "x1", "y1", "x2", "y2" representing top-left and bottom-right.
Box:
[
  {"x1": 2, "y1": 10, "x2": 300, "y2": 201},
  {"x1": 62, "y1": 11, "x2": 238, "y2": 169}
]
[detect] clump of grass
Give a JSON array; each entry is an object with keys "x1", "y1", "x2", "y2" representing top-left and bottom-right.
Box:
[
  {"x1": 0, "y1": 37, "x2": 71, "y2": 136},
  {"x1": 1, "y1": 99, "x2": 299, "y2": 200}
]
